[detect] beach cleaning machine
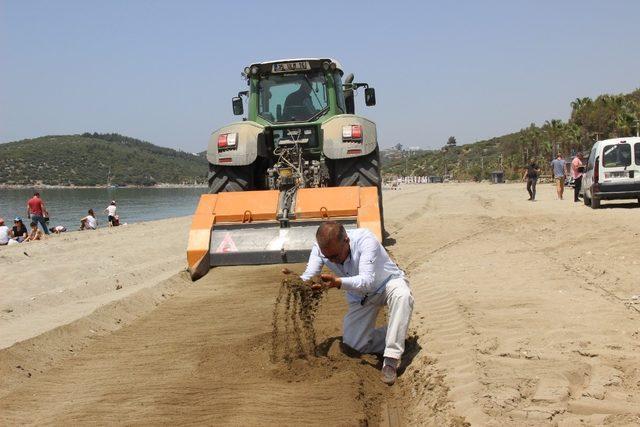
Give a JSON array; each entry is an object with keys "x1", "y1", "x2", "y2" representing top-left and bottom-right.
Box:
[{"x1": 187, "y1": 58, "x2": 384, "y2": 280}]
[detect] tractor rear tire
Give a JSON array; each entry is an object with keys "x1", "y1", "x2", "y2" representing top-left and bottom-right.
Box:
[
  {"x1": 208, "y1": 163, "x2": 254, "y2": 193},
  {"x1": 330, "y1": 149, "x2": 386, "y2": 237}
]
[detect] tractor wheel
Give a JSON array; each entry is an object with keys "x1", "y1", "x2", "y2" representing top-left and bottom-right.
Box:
[
  {"x1": 590, "y1": 196, "x2": 601, "y2": 209},
  {"x1": 208, "y1": 163, "x2": 254, "y2": 193},
  {"x1": 583, "y1": 192, "x2": 591, "y2": 206},
  {"x1": 330, "y1": 149, "x2": 386, "y2": 237}
]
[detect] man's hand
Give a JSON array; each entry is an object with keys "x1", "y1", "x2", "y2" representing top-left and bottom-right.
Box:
[{"x1": 320, "y1": 273, "x2": 342, "y2": 289}]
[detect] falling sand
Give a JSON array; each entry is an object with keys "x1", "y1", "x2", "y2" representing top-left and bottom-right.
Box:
[{"x1": 271, "y1": 277, "x2": 327, "y2": 363}]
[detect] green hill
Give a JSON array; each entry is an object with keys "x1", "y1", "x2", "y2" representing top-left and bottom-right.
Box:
[
  {"x1": 384, "y1": 88, "x2": 640, "y2": 180},
  {"x1": 0, "y1": 133, "x2": 208, "y2": 186}
]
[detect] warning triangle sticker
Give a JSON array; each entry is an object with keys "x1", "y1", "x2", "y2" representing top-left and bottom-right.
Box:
[{"x1": 216, "y1": 232, "x2": 238, "y2": 253}]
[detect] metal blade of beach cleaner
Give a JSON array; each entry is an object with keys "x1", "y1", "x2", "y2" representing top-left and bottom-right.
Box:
[{"x1": 209, "y1": 220, "x2": 357, "y2": 266}]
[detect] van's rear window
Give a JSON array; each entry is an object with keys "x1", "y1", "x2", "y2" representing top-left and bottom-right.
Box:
[
  {"x1": 635, "y1": 143, "x2": 640, "y2": 165},
  {"x1": 603, "y1": 143, "x2": 631, "y2": 167}
]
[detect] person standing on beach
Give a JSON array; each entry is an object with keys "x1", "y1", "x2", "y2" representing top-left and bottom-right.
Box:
[
  {"x1": 289, "y1": 221, "x2": 414, "y2": 386},
  {"x1": 104, "y1": 201, "x2": 117, "y2": 227},
  {"x1": 26, "y1": 192, "x2": 50, "y2": 235},
  {"x1": 522, "y1": 161, "x2": 540, "y2": 201},
  {"x1": 550, "y1": 154, "x2": 566, "y2": 200},
  {"x1": 571, "y1": 153, "x2": 585, "y2": 203}
]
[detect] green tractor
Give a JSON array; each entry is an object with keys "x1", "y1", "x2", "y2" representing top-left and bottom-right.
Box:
[
  {"x1": 208, "y1": 58, "x2": 381, "y2": 198},
  {"x1": 187, "y1": 58, "x2": 383, "y2": 278}
]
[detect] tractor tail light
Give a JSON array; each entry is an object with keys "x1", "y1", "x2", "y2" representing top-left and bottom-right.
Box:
[
  {"x1": 218, "y1": 133, "x2": 238, "y2": 149},
  {"x1": 342, "y1": 125, "x2": 362, "y2": 141}
]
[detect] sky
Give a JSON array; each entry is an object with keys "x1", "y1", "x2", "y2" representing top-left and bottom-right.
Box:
[{"x1": 1, "y1": 0, "x2": 639, "y2": 152}]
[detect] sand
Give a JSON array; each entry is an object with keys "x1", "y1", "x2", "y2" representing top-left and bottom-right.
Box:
[{"x1": 2, "y1": 182, "x2": 640, "y2": 425}]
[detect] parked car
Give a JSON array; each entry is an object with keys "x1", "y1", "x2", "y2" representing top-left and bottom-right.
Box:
[{"x1": 581, "y1": 137, "x2": 640, "y2": 209}]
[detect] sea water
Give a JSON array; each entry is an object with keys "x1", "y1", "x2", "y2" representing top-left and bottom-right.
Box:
[{"x1": 0, "y1": 187, "x2": 207, "y2": 230}]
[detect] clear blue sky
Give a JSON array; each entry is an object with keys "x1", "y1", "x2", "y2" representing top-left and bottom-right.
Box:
[{"x1": 2, "y1": 0, "x2": 639, "y2": 152}]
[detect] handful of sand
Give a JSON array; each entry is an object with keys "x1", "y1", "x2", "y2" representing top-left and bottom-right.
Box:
[{"x1": 271, "y1": 277, "x2": 327, "y2": 364}]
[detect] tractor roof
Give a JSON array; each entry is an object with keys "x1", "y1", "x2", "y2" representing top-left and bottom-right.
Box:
[{"x1": 247, "y1": 58, "x2": 343, "y2": 74}]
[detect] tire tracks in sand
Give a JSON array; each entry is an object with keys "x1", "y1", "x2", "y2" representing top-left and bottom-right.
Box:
[
  {"x1": 1, "y1": 265, "x2": 401, "y2": 425},
  {"x1": 384, "y1": 184, "x2": 640, "y2": 425}
]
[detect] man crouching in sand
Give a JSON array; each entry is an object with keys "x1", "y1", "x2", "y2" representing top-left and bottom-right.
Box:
[{"x1": 287, "y1": 221, "x2": 413, "y2": 385}]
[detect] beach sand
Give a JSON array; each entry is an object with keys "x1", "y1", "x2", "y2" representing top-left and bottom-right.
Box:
[{"x1": 1, "y1": 183, "x2": 640, "y2": 425}]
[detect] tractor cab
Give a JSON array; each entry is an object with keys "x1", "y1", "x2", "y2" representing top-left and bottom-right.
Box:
[{"x1": 232, "y1": 59, "x2": 375, "y2": 151}]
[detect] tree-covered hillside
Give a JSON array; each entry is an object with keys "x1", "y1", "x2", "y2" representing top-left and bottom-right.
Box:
[
  {"x1": 384, "y1": 89, "x2": 640, "y2": 180},
  {"x1": 0, "y1": 133, "x2": 208, "y2": 186}
]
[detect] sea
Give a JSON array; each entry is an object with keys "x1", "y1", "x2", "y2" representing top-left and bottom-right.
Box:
[{"x1": 0, "y1": 187, "x2": 207, "y2": 231}]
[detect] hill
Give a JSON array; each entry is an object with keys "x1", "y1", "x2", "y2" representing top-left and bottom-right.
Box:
[
  {"x1": 0, "y1": 133, "x2": 208, "y2": 186},
  {"x1": 383, "y1": 88, "x2": 640, "y2": 180}
]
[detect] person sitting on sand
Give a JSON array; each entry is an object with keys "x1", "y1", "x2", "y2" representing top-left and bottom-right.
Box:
[
  {"x1": 0, "y1": 218, "x2": 10, "y2": 245},
  {"x1": 80, "y1": 209, "x2": 97, "y2": 230},
  {"x1": 10, "y1": 217, "x2": 28, "y2": 243},
  {"x1": 287, "y1": 221, "x2": 414, "y2": 386},
  {"x1": 24, "y1": 222, "x2": 44, "y2": 242}
]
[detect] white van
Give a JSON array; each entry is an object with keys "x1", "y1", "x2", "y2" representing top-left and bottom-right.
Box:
[{"x1": 581, "y1": 137, "x2": 640, "y2": 208}]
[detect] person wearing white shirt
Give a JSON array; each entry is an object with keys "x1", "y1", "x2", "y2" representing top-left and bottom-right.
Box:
[
  {"x1": 104, "y1": 201, "x2": 117, "y2": 226},
  {"x1": 296, "y1": 221, "x2": 414, "y2": 385},
  {"x1": 80, "y1": 209, "x2": 97, "y2": 230},
  {"x1": 0, "y1": 218, "x2": 9, "y2": 245}
]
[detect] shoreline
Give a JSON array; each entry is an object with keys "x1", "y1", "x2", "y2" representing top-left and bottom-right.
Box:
[
  {"x1": 0, "y1": 183, "x2": 207, "y2": 189},
  {"x1": 0, "y1": 214, "x2": 192, "y2": 243}
]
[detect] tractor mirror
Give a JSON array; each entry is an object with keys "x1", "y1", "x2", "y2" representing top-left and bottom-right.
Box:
[
  {"x1": 232, "y1": 97, "x2": 244, "y2": 115},
  {"x1": 365, "y1": 87, "x2": 376, "y2": 106}
]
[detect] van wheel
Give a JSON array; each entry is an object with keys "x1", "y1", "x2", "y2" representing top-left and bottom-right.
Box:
[{"x1": 591, "y1": 196, "x2": 601, "y2": 209}]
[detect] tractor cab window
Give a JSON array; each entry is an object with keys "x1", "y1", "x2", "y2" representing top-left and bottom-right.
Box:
[
  {"x1": 258, "y1": 71, "x2": 328, "y2": 123},
  {"x1": 333, "y1": 71, "x2": 346, "y2": 113}
]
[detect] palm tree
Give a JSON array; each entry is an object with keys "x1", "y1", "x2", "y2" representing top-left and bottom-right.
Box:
[{"x1": 544, "y1": 119, "x2": 565, "y2": 156}]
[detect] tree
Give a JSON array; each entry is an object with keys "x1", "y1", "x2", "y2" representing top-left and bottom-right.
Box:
[{"x1": 446, "y1": 136, "x2": 457, "y2": 147}]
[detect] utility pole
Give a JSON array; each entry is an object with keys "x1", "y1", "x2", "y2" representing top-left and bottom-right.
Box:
[
  {"x1": 634, "y1": 118, "x2": 640, "y2": 137},
  {"x1": 404, "y1": 157, "x2": 408, "y2": 176}
]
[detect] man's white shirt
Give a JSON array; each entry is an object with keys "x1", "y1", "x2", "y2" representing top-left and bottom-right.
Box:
[{"x1": 300, "y1": 228, "x2": 404, "y2": 304}]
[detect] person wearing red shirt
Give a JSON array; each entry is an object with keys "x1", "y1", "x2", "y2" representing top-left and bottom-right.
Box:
[{"x1": 26, "y1": 192, "x2": 50, "y2": 235}]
